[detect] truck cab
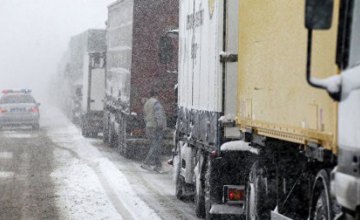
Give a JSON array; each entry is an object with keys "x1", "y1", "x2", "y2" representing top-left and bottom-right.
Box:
[{"x1": 305, "y1": 0, "x2": 360, "y2": 218}]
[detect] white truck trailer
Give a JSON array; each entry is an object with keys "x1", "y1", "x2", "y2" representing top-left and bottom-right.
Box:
[
  {"x1": 81, "y1": 52, "x2": 106, "y2": 137},
  {"x1": 173, "y1": 0, "x2": 242, "y2": 219},
  {"x1": 57, "y1": 29, "x2": 106, "y2": 135}
]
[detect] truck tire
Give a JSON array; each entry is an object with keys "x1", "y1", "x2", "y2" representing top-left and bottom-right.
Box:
[
  {"x1": 310, "y1": 169, "x2": 335, "y2": 220},
  {"x1": 103, "y1": 113, "x2": 109, "y2": 143},
  {"x1": 204, "y1": 158, "x2": 220, "y2": 220},
  {"x1": 118, "y1": 118, "x2": 131, "y2": 158},
  {"x1": 245, "y1": 161, "x2": 270, "y2": 220},
  {"x1": 90, "y1": 131, "x2": 98, "y2": 138},
  {"x1": 103, "y1": 126, "x2": 109, "y2": 143},
  {"x1": 81, "y1": 116, "x2": 90, "y2": 137},
  {"x1": 82, "y1": 126, "x2": 90, "y2": 137},
  {"x1": 195, "y1": 151, "x2": 206, "y2": 218},
  {"x1": 109, "y1": 123, "x2": 117, "y2": 148},
  {"x1": 175, "y1": 141, "x2": 185, "y2": 200}
]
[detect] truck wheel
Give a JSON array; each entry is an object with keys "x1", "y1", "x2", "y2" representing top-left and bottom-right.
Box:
[
  {"x1": 195, "y1": 152, "x2": 206, "y2": 218},
  {"x1": 103, "y1": 125, "x2": 109, "y2": 143},
  {"x1": 118, "y1": 119, "x2": 130, "y2": 158},
  {"x1": 204, "y1": 158, "x2": 221, "y2": 220},
  {"x1": 82, "y1": 126, "x2": 90, "y2": 137},
  {"x1": 121, "y1": 141, "x2": 131, "y2": 159},
  {"x1": 108, "y1": 123, "x2": 114, "y2": 146},
  {"x1": 103, "y1": 129, "x2": 109, "y2": 143},
  {"x1": 175, "y1": 141, "x2": 185, "y2": 200},
  {"x1": 245, "y1": 162, "x2": 270, "y2": 220},
  {"x1": 90, "y1": 131, "x2": 98, "y2": 138},
  {"x1": 109, "y1": 124, "x2": 117, "y2": 148},
  {"x1": 103, "y1": 113, "x2": 109, "y2": 143},
  {"x1": 310, "y1": 169, "x2": 333, "y2": 220}
]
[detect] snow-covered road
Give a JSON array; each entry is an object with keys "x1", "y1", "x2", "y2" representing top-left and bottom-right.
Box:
[
  {"x1": 0, "y1": 105, "x2": 200, "y2": 220},
  {"x1": 44, "y1": 106, "x2": 200, "y2": 220}
]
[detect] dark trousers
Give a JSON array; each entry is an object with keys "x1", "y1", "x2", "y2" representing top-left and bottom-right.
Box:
[{"x1": 143, "y1": 127, "x2": 163, "y2": 168}]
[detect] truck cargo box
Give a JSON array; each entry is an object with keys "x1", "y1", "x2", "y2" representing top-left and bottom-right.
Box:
[
  {"x1": 236, "y1": 0, "x2": 340, "y2": 153},
  {"x1": 177, "y1": 0, "x2": 239, "y2": 147},
  {"x1": 104, "y1": 0, "x2": 178, "y2": 157}
]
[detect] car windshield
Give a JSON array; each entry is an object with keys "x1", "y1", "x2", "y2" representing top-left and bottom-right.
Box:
[{"x1": 0, "y1": 95, "x2": 35, "y2": 104}]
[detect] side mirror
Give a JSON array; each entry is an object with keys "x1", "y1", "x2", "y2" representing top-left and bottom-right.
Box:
[
  {"x1": 305, "y1": 0, "x2": 334, "y2": 30},
  {"x1": 158, "y1": 36, "x2": 174, "y2": 64},
  {"x1": 305, "y1": 0, "x2": 340, "y2": 101}
]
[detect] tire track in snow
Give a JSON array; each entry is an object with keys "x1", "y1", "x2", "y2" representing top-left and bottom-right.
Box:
[
  {"x1": 97, "y1": 147, "x2": 201, "y2": 220},
  {"x1": 53, "y1": 144, "x2": 134, "y2": 220},
  {"x1": 88, "y1": 162, "x2": 135, "y2": 220}
]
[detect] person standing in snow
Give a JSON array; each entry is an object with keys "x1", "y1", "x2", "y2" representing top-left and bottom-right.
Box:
[{"x1": 141, "y1": 90, "x2": 167, "y2": 172}]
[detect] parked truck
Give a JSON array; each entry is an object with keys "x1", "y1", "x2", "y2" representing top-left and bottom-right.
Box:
[
  {"x1": 173, "y1": 0, "x2": 360, "y2": 219},
  {"x1": 173, "y1": 0, "x2": 242, "y2": 218},
  {"x1": 81, "y1": 52, "x2": 106, "y2": 137},
  {"x1": 57, "y1": 29, "x2": 106, "y2": 131},
  {"x1": 103, "y1": 0, "x2": 178, "y2": 158}
]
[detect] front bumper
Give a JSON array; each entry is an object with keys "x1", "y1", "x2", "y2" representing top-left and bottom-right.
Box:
[
  {"x1": 331, "y1": 169, "x2": 360, "y2": 211},
  {"x1": 331, "y1": 147, "x2": 360, "y2": 211}
]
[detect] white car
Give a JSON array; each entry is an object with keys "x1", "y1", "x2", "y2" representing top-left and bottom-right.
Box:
[{"x1": 0, "y1": 89, "x2": 40, "y2": 129}]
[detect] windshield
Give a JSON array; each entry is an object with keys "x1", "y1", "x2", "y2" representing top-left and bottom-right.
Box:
[{"x1": 0, "y1": 95, "x2": 35, "y2": 104}]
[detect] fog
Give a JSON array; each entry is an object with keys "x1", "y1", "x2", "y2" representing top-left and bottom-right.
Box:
[{"x1": 0, "y1": 0, "x2": 113, "y2": 103}]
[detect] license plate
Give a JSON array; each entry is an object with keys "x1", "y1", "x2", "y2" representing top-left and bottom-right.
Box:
[{"x1": 10, "y1": 108, "x2": 26, "y2": 112}]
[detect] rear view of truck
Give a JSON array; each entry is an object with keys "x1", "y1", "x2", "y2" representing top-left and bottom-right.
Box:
[
  {"x1": 57, "y1": 29, "x2": 106, "y2": 131},
  {"x1": 103, "y1": 0, "x2": 178, "y2": 158},
  {"x1": 81, "y1": 52, "x2": 106, "y2": 137}
]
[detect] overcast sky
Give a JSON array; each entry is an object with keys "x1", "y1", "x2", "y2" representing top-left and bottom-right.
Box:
[{"x1": 0, "y1": 0, "x2": 113, "y2": 101}]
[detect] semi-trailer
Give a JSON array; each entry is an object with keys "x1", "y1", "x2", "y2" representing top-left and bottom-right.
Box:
[
  {"x1": 103, "y1": 0, "x2": 179, "y2": 158},
  {"x1": 57, "y1": 29, "x2": 106, "y2": 132},
  {"x1": 172, "y1": 0, "x2": 360, "y2": 219},
  {"x1": 172, "y1": 0, "x2": 242, "y2": 218}
]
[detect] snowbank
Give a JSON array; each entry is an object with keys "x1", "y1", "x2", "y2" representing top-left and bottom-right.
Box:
[{"x1": 220, "y1": 140, "x2": 259, "y2": 154}]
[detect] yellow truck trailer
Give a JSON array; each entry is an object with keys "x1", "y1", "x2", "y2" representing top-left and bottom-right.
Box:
[
  {"x1": 237, "y1": 0, "x2": 339, "y2": 153},
  {"x1": 233, "y1": 0, "x2": 360, "y2": 219},
  {"x1": 171, "y1": 0, "x2": 360, "y2": 219}
]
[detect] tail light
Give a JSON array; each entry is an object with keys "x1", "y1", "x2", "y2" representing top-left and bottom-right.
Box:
[
  {"x1": 130, "y1": 128, "x2": 143, "y2": 136},
  {"x1": 0, "y1": 108, "x2": 7, "y2": 113},
  {"x1": 223, "y1": 185, "x2": 245, "y2": 204},
  {"x1": 167, "y1": 158, "x2": 174, "y2": 166},
  {"x1": 29, "y1": 107, "x2": 39, "y2": 113},
  {"x1": 210, "y1": 150, "x2": 221, "y2": 158}
]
